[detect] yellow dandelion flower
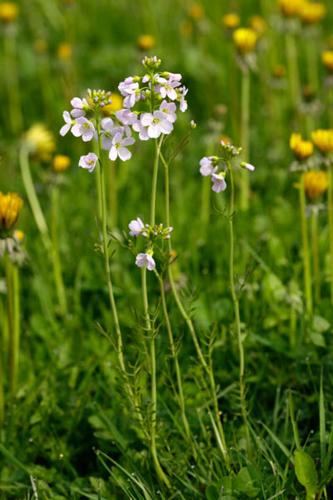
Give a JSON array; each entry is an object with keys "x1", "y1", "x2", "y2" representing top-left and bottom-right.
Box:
[
  {"x1": 249, "y1": 15, "x2": 267, "y2": 35},
  {"x1": 24, "y1": 124, "x2": 56, "y2": 162},
  {"x1": 101, "y1": 93, "x2": 123, "y2": 115},
  {"x1": 53, "y1": 154, "x2": 71, "y2": 173},
  {"x1": 322, "y1": 51, "x2": 333, "y2": 72},
  {"x1": 303, "y1": 171, "x2": 328, "y2": 199},
  {"x1": 299, "y1": 2, "x2": 326, "y2": 24},
  {"x1": 137, "y1": 34, "x2": 156, "y2": 51},
  {"x1": 279, "y1": 0, "x2": 306, "y2": 17},
  {"x1": 57, "y1": 42, "x2": 72, "y2": 61},
  {"x1": 0, "y1": 193, "x2": 23, "y2": 232},
  {"x1": 222, "y1": 13, "x2": 240, "y2": 30},
  {"x1": 233, "y1": 28, "x2": 258, "y2": 54},
  {"x1": 290, "y1": 133, "x2": 314, "y2": 160},
  {"x1": 188, "y1": 3, "x2": 204, "y2": 20},
  {"x1": 311, "y1": 129, "x2": 333, "y2": 153},
  {"x1": 0, "y1": 2, "x2": 18, "y2": 23}
]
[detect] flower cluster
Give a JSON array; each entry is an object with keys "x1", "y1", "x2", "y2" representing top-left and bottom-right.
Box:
[
  {"x1": 199, "y1": 141, "x2": 255, "y2": 193},
  {"x1": 60, "y1": 57, "x2": 188, "y2": 172},
  {"x1": 278, "y1": 0, "x2": 326, "y2": 23},
  {"x1": 290, "y1": 133, "x2": 314, "y2": 160},
  {"x1": 128, "y1": 217, "x2": 173, "y2": 271}
]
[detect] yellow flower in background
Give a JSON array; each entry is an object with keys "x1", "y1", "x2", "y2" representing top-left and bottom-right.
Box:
[
  {"x1": 0, "y1": 2, "x2": 19, "y2": 23},
  {"x1": 290, "y1": 133, "x2": 314, "y2": 160},
  {"x1": 53, "y1": 154, "x2": 71, "y2": 173},
  {"x1": 249, "y1": 15, "x2": 267, "y2": 36},
  {"x1": 57, "y1": 42, "x2": 72, "y2": 61},
  {"x1": 188, "y1": 3, "x2": 204, "y2": 20},
  {"x1": 278, "y1": 0, "x2": 305, "y2": 17},
  {"x1": 303, "y1": 171, "x2": 328, "y2": 199},
  {"x1": 322, "y1": 51, "x2": 333, "y2": 72},
  {"x1": 233, "y1": 28, "x2": 258, "y2": 54},
  {"x1": 311, "y1": 129, "x2": 333, "y2": 153},
  {"x1": 137, "y1": 34, "x2": 156, "y2": 51},
  {"x1": 13, "y1": 229, "x2": 25, "y2": 242},
  {"x1": 102, "y1": 93, "x2": 123, "y2": 115},
  {"x1": 0, "y1": 193, "x2": 23, "y2": 232},
  {"x1": 299, "y1": 2, "x2": 326, "y2": 24},
  {"x1": 222, "y1": 13, "x2": 240, "y2": 30},
  {"x1": 24, "y1": 124, "x2": 56, "y2": 162}
]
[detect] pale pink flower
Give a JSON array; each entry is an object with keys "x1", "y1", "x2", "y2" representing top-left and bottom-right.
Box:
[
  {"x1": 211, "y1": 173, "x2": 227, "y2": 193},
  {"x1": 109, "y1": 132, "x2": 135, "y2": 161},
  {"x1": 135, "y1": 252, "x2": 156, "y2": 271},
  {"x1": 71, "y1": 117, "x2": 96, "y2": 142},
  {"x1": 129, "y1": 218, "x2": 145, "y2": 236},
  {"x1": 140, "y1": 111, "x2": 173, "y2": 138},
  {"x1": 79, "y1": 152, "x2": 98, "y2": 173},
  {"x1": 159, "y1": 100, "x2": 177, "y2": 123}
]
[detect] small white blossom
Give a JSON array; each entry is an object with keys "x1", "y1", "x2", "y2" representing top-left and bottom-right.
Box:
[
  {"x1": 179, "y1": 87, "x2": 188, "y2": 112},
  {"x1": 79, "y1": 152, "x2": 98, "y2": 173},
  {"x1": 211, "y1": 173, "x2": 227, "y2": 193},
  {"x1": 71, "y1": 117, "x2": 96, "y2": 142},
  {"x1": 135, "y1": 252, "x2": 156, "y2": 271},
  {"x1": 241, "y1": 162, "x2": 255, "y2": 172},
  {"x1": 129, "y1": 218, "x2": 145, "y2": 237},
  {"x1": 60, "y1": 111, "x2": 73, "y2": 136},
  {"x1": 199, "y1": 157, "x2": 216, "y2": 176},
  {"x1": 132, "y1": 120, "x2": 149, "y2": 141},
  {"x1": 118, "y1": 77, "x2": 140, "y2": 108},
  {"x1": 70, "y1": 97, "x2": 88, "y2": 118},
  {"x1": 157, "y1": 74, "x2": 181, "y2": 100},
  {"x1": 109, "y1": 132, "x2": 135, "y2": 161},
  {"x1": 159, "y1": 100, "x2": 177, "y2": 123},
  {"x1": 141, "y1": 111, "x2": 173, "y2": 138},
  {"x1": 116, "y1": 109, "x2": 138, "y2": 125}
]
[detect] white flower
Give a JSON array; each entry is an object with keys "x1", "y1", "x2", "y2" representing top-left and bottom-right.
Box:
[
  {"x1": 241, "y1": 162, "x2": 255, "y2": 172},
  {"x1": 159, "y1": 100, "x2": 177, "y2": 123},
  {"x1": 109, "y1": 132, "x2": 135, "y2": 161},
  {"x1": 157, "y1": 74, "x2": 181, "y2": 100},
  {"x1": 135, "y1": 252, "x2": 156, "y2": 271},
  {"x1": 129, "y1": 218, "x2": 145, "y2": 236},
  {"x1": 70, "y1": 97, "x2": 88, "y2": 118},
  {"x1": 118, "y1": 77, "x2": 140, "y2": 108},
  {"x1": 211, "y1": 173, "x2": 227, "y2": 193},
  {"x1": 100, "y1": 118, "x2": 116, "y2": 150},
  {"x1": 116, "y1": 109, "x2": 138, "y2": 125},
  {"x1": 71, "y1": 117, "x2": 96, "y2": 142},
  {"x1": 60, "y1": 111, "x2": 74, "y2": 136},
  {"x1": 132, "y1": 120, "x2": 149, "y2": 141},
  {"x1": 140, "y1": 111, "x2": 173, "y2": 139},
  {"x1": 199, "y1": 157, "x2": 216, "y2": 176},
  {"x1": 79, "y1": 152, "x2": 98, "y2": 173},
  {"x1": 179, "y1": 87, "x2": 188, "y2": 112}
]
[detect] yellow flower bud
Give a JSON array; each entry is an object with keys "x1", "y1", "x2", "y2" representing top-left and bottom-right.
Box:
[
  {"x1": 322, "y1": 51, "x2": 333, "y2": 73},
  {"x1": 13, "y1": 229, "x2": 25, "y2": 242},
  {"x1": 0, "y1": 2, "x2": 19, "y2": 23},
  {"x1": 233, "y1": 28, "x2": 258, "y2": 54},
  {"x1": 0, "y1": 193, "x2": 23, "y2": 232},
  {"x1": 137, "y1": 34, "x2": 156, "y2": 51},
  {"x1": 290, "y1": 133, "x2": 314, "y2": 160},
  {"x1": 222, "y1": 13, "x2": 240, "y2": 30},
  {"x1": 311, "y1": 129, "x2": 333, "y2": 153},
  {"x1": 101, "y1": 93, "x2": 123, "y2": 115},
  {"x1": 279, "y1": 0, "x2": 306, "y2": 17},
  {"x1": 188, "y1": 3, "x2": 204, "y2": 20},
  {"x1": 303, "y1": 171, "x2": 328, "y2": 199},
  {"x1": 23, "y1": 124, "x2": 56, "y2": 162},
  {"x1": 57, "y1": 42, "x2": 72, "y2": 61},
  {"x1": 53, "y1": 154, "x2": 71, "y2": 173},
  {"x1": 299, "y1": 2, "x2": 326, "y2": 24}
]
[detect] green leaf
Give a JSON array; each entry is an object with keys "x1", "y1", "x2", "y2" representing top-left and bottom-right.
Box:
[
  {"x1": 233, "y1": 467, "x2": 259, "y2": 498},
  {"x1": 294, "y1": 450, "x2": 318, "y2": 500}
]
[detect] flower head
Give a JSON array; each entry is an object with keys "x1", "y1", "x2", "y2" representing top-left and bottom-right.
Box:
[
  {"x1": 233, "y1": 28, "x2": 257, "y2": 54},
  {"x1": 0, "y1": 2, "x2": 19, "y2": 23},
  {"x1": 24, "y1": 124, "x2": 56, "y2": 162},
  {"x1": 303, "y1": 171, "x2": 328, "y2": 199},
  {"x1": 290, "y1": 133, "x2": 313, "y2": 160},
  {"x1": 129, "y1": 217, "x2": 146, "y2": 237},
  {"x1": 78, "y1": 152, "x2": 98, "y2": 173},
  {"x1": 109, "y1": 132, "x2": 135, "y2": 161},
  {"x1": 249, "y1": 15, "x2": 267, "y2": 35},
  {"x1": 188, "y1": 3, "x2": 204, "y2": 20},
  {"x1": 278, "y1": 0, "x2": 305, "y2": 17},
  {"x1": 102, "y1": 93, "x2": 123, "y2": 115},
  {"x1": 311, "y1": 129, "x2": 333, "y2": 153},
  {"x1": 0, "y1": 192, "x2": 23, "y2": 232},
  {"x1": 199, "y1": 156, "x2": 217, "y2": 176},
  {"x1": 53, "y1": 154, "x2": 71, "y2": 173},
  {"x1": 322, "y1": 51, "x2": 333, "y2": 73},
  {"x1": 137, "y1": 34, "x2": 156, "y2": 51},
  {"x1": 135, "y1": 252, "x2": 156, "y2": 271},
  {"x1": 140, "y1": 111, "x2": 173, "y2": 138},
  {"x1": 222, "y1": 12, "x2": 240, "y2": 30},
  {"x1": 71, "y1": 117, "x2": 96, "y2": 142},
  {"x1": 299, "y1": 2, "x2": 326, "y2": 24},
  {"x1": 57, "y1": 42, "x2": 72, "y2": 61},
  {"x1": 211, "y1": 172, "x2": 227, "y2": 193}
]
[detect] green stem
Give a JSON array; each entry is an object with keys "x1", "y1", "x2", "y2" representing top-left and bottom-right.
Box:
[
  {"x1": 109, "y1": 160, "x2": 118, "y2": 228},
  {"x1": 328, "y1": 164, "x2": 333, "y2": 304},
  {"x1": 306, "y1": 36, "x2": 319, "y2": 93},
  {"x1": 5, "y1": 257, "x2": 20, "y2": 396},
  {"x1": 4, "y1": 26, "x2": 23, "y2": 134},
  {"x1": 285, "y1": 32, "x2": 300, "y2": 112},
  {"x1": 51, "y1": 185, "x2": 68, "y2": 316},
  {"x1": 150, "y1": 138, "x2": 163, "y2": 226},
  {"x1": 310, "y1": 207, "x2": 320, "y2": 304},
  {"x1": 299, "y1": 175, "x2": 313, "y2": 316},
  {"x1": 141, "y1": 268, "x2": 170, "y2": 488},
  {"x1": 161, "y1": 152, "x2": 230, "y2": 468},
  {"x1": 155, "y1": 271, "x2": 192, "y2": 442},
  {"x1": 228, "y1": 165, "x2": 251, "y2": 451},
  {"x1": 240, "y1": 67, "x2": 250, "y2": 211}
]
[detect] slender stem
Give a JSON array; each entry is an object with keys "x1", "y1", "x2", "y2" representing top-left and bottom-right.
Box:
[
  {"x1": 109, "y1": 160, "x2": 118, "y2": 228},
  {"x1": 310, "y1": 207, "x2": 320, "y2": 304},
  {"x1": 5, "y1": 257, "x2": 20, "y2": 396},
  {"x1": 285, "y1": 32, "x2": 300, "y2": 112},
  {"x1": 299, "y1": 175, "x2": 313, "y2": 316},
  {"x1": 141, "y1": 268, "x2": 170, "y2": 488},
  {"x1": 240, "y1": 67, "x2": 250, "y2": 211},
  {"x1": 155, "y1": 271, "x2": 191, "y2": 442},
  {"x1": 51, "y1": 185, "x2": 68, "y2": 316},
  {"x1": 161, "y1": 151, "x2": 230, "y2": 468},
  {"x1": 328, "y1": 164, "x2": 333, "y2": 304},
  {"x1": 306, "y1": 36, "x2": 319, "y2": 93},
  {"x1": 150, "y1": 138, "x2": 163, "y2": 226},
  {"x1": 4, "y1": 26, "x2": 23, "y2": 134},
  {"x1": 228, "y1": 165, "x2": 251, "y2": 451}
]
